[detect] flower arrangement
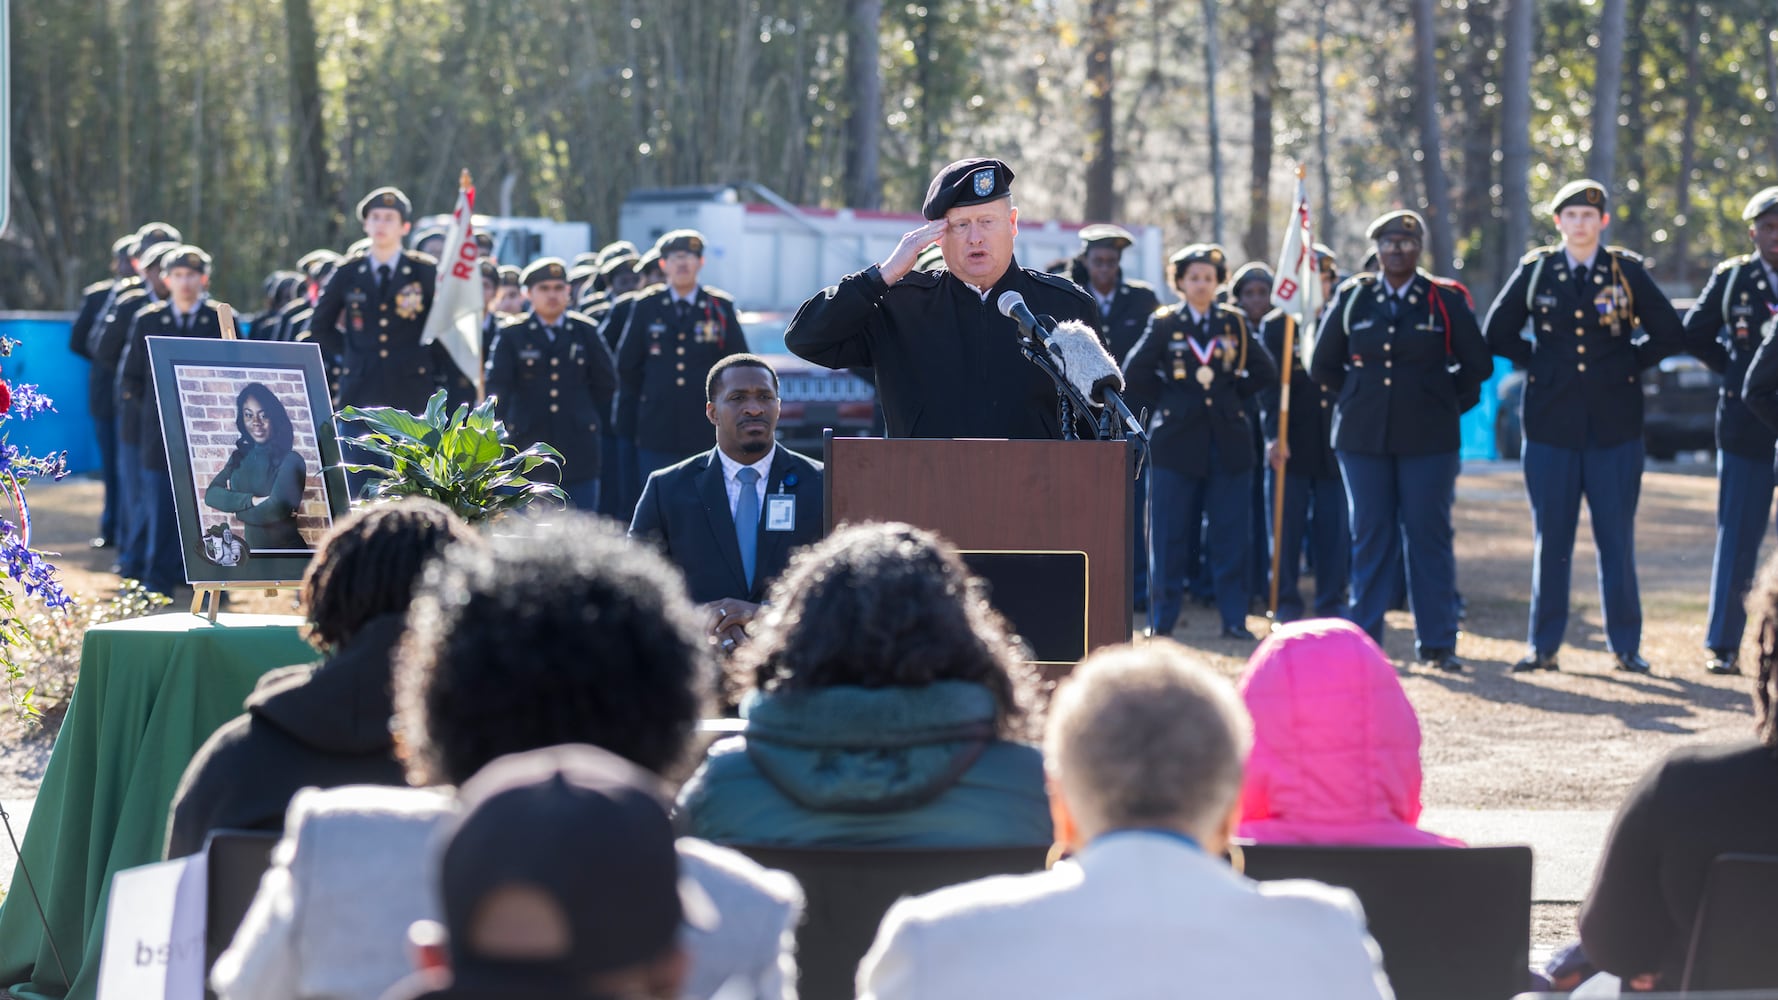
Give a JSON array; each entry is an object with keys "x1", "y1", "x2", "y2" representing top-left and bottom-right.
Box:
[{"x1": 0, "y1": 338, "x2": 74, "y2": 721}]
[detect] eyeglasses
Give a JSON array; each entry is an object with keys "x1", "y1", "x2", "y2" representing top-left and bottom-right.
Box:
[{"x1": 1377, "y1": 238, "x2": 1421, "y2": 253}]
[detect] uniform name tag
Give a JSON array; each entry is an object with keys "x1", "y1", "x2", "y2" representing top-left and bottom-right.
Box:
[
  {"x1": 1535, "y1": 294, "x2": 1558, "y2": 308},
  {"x1": 1352, "y1": 318, "x2": 1374, "y2": 331},
  {"x1": 765, "y1": 495, "x2": 796, "y2": 532}
]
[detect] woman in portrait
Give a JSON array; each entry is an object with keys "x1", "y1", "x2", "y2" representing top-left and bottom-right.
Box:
[{"x1": 204, "y1": 382, "x2": 308, "y2": 550}]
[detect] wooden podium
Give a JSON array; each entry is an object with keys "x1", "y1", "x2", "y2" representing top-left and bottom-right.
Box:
[{"x1": 824, "y1": 435, "x2": 1133, "y2": 669}]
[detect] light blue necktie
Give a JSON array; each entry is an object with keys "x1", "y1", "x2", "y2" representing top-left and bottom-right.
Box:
[{"x1": 735, "y1": 466, "x2": 760, "y2": 587}]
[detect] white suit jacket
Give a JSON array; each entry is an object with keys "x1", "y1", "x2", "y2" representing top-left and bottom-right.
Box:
[{"x1": 858, "y1": 829, "x2": 1395, "y2": 1000}]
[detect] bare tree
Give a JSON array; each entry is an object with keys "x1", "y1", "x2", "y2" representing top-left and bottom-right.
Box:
[
  {"x1": 1501, "y1": 0, "x2": 1535, "y2": 259},
  {"x1": 1410, "y1": 0, "x2": 1455, "y2": 274},
  {"x1": 1587, "y1": 0, "x2": 1626, "y2": 186},
  {"x1": 844, "y1": 0, "x2": 884, "y2": 208},
  {"x1": 1084, "y1": 0, "x2": 1119, "y2": 220},
  {"x1": 1244, "y1": 0, "x2": 1279, "y2": 260},
  {"x1": 1202, "y1": 0, "x2": 1225, "y2": 244},
  {"x1": 1672, "y1": 0, "x2": 1704, "y2": 284},
  {"x1": 1315, "y1": 0, "x2": 1333, "y2": 241}
]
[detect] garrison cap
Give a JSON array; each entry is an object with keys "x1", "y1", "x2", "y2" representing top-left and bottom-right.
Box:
[
  {"x1": 296, "y1": 249, "x2": 341, "y2": 278},
  {"x1": 1079, "y1": 224, "x2": 1136, "y2": 252},
  {"x1": 654, "y1": 229, "x2": 706, "y2": 257},
  {"x1": 159, "y1": 245, "x2": 212, "y2": 275},
  {"x1": 1170, "y1": 243, "x2": 1229, "y2": 283},
  {"x1": 112, "y1": 234, "x2": 138, "y2": 256},
  {"x1": 1742, "y1": 187, "x2": 1778, "y2": 223},
  {"x1": 356, "y1": 186, "x2": 413, "y2": 221},
  {"x1": 1366, "y1": 210, "x2": 1427, "y2": 242},
  {"x1": 923, "y1": 157, "x2": 1015, "y2": 221},
  {"x1": 520, "y1": 257, "x2": 570, "y2": 288},
  {"x1": 497, "y1": 265, "x2": 521, "y2": 289},
  {"x1": 1551, "y1": 179, "x2": 1608, "y2": 214},
  {"x1": 347, "y1": 237, "x2": 373, "y2": 257}
]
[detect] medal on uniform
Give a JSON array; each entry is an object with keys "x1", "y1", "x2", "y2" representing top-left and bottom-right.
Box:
[
  {"x1": 394, "y1": 282, "x2": 425, "y2": 320},
  {"x1": 1186, "y1": 335, "x2": 1217, "y2": 388}
]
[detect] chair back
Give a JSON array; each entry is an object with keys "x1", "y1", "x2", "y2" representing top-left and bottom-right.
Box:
[
  {"x1": 1682, "y1": 853, "x2": 1778, "y2": 992},
  {"x1": 1238, "y1": 842, "x2": 1532, "y2": 1000},
  {"x1": 203, "y1": 829, "x2": 280, "y2": 1000},
  {"x1": 729, "y1": 843, "x2": 1049, "y2": 1000}
]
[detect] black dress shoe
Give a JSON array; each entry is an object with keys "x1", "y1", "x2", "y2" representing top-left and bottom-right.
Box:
[
  {"x1": 1220, "y1": 626, "x2": 1258, "y2": 641},
  {"x1": 1706, "y1": 649, "x2": 1740, "y2": 675},
  {"x1": 90, "y1": 536, "x2": 112, "y2": 550},
  {"x1": 1512, "y1": 652, "x2": 1559, "y2": 673},
  {"x1": 1615, "y1": 653, "x2": 1651, "y2": 673},
  {"x1": 1421, "y1": 648, "x2": 1466, "y2": 672}
]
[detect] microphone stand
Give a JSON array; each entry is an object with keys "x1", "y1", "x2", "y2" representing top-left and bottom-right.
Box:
[{"x1": 1016, "y1": 336, "x2": 1103, "y2": 442}]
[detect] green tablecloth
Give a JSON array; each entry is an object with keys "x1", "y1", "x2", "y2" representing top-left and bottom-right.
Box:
[{"x1": 0, "y1": 613, "x2": 314, "y2": 1000}]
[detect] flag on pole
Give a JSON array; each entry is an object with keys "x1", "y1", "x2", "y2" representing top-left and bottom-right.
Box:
[
  {"x1": 1269, "y1": 175, "x2": 1323, "y2": 358},
  {"x1": 421, "y1": 173, "x2": 484, "y2": 397}
]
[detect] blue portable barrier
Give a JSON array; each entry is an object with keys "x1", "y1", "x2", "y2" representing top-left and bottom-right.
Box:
[{"x1": 1, "y1": 312, "x2": 98, "y2": 474}]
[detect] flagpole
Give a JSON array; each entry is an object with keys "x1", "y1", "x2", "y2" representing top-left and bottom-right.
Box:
[
  {"x1": 1268, "y1": 163, "x2": 1307, "y2": 624},
  {"x1": 459, "y1": 168, "x2": 487, "y2": 405}
]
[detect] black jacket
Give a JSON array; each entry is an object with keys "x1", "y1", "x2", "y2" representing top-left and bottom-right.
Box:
[
  {"x1": 1123, "y1": 303, "x2": 1277, "y2": 476},
  {"x1": 69, "y1": 278, "x2": 118, "y2": 360},
  {"x1": 87, "y1": 279, "x2": 147, "y2": 422},
  {"x1": 119, "y1": 300, "x2": 226, "y2": 470},
  {"x1": 785, "y1": 258, "x2": 1099, "y2": 440},
  {"x1": 1313, "y1": 272, "x2": 1491, "y2": 456},
  {"x1": 1683, "y1": 254, "x2": 1778, "y2": 460},
  {"x1": 1737, "y1": 317, "x2": 1778, "y2": 442},
  {"x1": 486, "y1": 311, "x2": 618, "y2": 483},
  {"x1": 614, "y1": 285, "x2": 748, "y2": 456},
  {"x1": 629, "y1": 446, "x2": 824, "y2": 605},
  {"x1": 1258, "y1": 309, "x2": 1340, "y2": 480},
  {"x1": 1484, "y1": 246, "x2": 1684, "y2": 450},
  {"x1": 163, "y1": 613, "x2": 410, "y2": 859},
  {"x1": 309, "y1": 250, "x2": 450, "y2": 412}
]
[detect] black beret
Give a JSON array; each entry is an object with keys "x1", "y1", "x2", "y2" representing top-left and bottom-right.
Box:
[
  {"x1": 923, "y1": 157, "x2": 1015, "y2": 220},
  {"x1": 497, "y1": 265, "x2": 521, "y2": 288},
  {"x1": 1169, "y1": 243, "x2": 1228, "y2": 283},
  {"x1": 1742, "y1": 187, "x2": 1778, "y2": 223},
  {"x1": 1079, "y1": 224, "x2": 1135, "y2": 252},
  {"x1": 356, "y1": 186, "x2": 413, "y2": 221},
  {"x1": 296, "y1": 249, "x2": 341, "y2": 277},
  {"x1": 1366, "y1": 210, "x2": 1428, "y2": 241},
  {"x1": 521, "y1": 257, "x2": 570, "y2": 288},
  {"x1": 654, "y1": 229, "x2": 706, "y2": 257},
  {"x1": 159, "y1": 245, "x2": 212, "y2": 274},
  {"x1": 1552, "y1": 179, "x2": 1608, "y2": 214}
]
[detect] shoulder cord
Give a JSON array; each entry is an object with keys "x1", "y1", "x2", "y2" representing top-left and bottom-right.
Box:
[{"x1": 1721, "y1": 260, "x2": 1744, "y2": 329}]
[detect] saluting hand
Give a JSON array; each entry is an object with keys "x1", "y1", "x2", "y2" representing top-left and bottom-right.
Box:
[{"x1": 879, "y1": 220, "x2": 948, "y2": 287}]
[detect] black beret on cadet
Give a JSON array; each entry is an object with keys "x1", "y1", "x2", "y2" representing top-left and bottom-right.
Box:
[
  {"x1": 520, "y1": 257, "x2": 570, "y2": 288},
  {"x1": 923, "y1": 157, "x2": 1015, "y2": 221},
  {"x1": 1551, "y1": 179, "x2": 1608, "y2": 214},
  {"x1": 356, "y1": 186, "x2": 414, "y2": 222},
  {"x1": 1366, "y1": 210, "x2": 1428, "y2": 241}
]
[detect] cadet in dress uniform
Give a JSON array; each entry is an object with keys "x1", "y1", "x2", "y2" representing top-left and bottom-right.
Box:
[
  {"x1": 1261, "y1": 244, "x2": 1348, "y2": 622},
  {"x1": 1483, "y1": 180, "x2": 1685, "y2": 673},
  {"x1": 614, "y1": 230, "x2": 749, "y2": 479},
  {"x1": 1125, "y1": 244, "x2": 1279, "y2": 640},
  {"x1": 1231, "y1": 262, "x2": 1277, "y2": 607},
  {"x1": 265, "y1": 250, "x2": 340, "y2": 343},
  {"x1": 72, "y1": 233, "x2": 142, "y2": 550},
  {"x1": 1312, "y1": 212, "x2": 1491, "y2": 670},
  {"x1": 308, "y1": 187, "x2": 445, "y2": 496},
  {"x1": 595, "y1": 250, "x2": 660, "y2": 520},
  {"x1": 485, "y1": 258, "x2": 618, "y2": 509},
  {"x1": 786, "y1": 157, "x2": 1098, "y2": 439},
  {"x1": 1681, "y1": 188, "x2": 1778, "y2": 675},
  {"x1": 120, "y1": 246, "x2": 227, "y2": 596},
  {"x1": 103, "y1": 236, "x2": 179, "y2": 580}
]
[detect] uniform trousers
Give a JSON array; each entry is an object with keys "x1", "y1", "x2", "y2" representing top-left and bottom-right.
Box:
[
  {"x1": 560, "y1": 477, "x2": 601, "y2": 512},
  {"x1": 1267, "y1": 466, "x2": 1350, "y2": 622},
  {"x1": 597, "y1": 428, "x2": 627, "y2": 519},
  {"x1": 114, "y1": 424, "x2": 147, "y2": 581},
  {"x1": 1705, "y1": 448, "x2": 1775, "y2": 653},
  {"x1": 141, "y1": 466, "x2": 184, "y2": 595},
  {"x1": 1339, "y1": 448, "x2": 1460, "y2": 654},
  {"x1": 1150, "y1": 441, "x2": 1251, "y2": 634},
  {"x1": 1132, "y1": 465, "x2": 1150, "y2": 607},
  {"x1": 1522, "y1": 437, "x2": 1644, "y2": 656},
  {"x1": 95, "y1": 417, "x2": 119, "y2": 544}
]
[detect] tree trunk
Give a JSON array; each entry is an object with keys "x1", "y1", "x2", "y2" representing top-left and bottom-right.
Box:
[
  {"x1": 1084, "y1": 0, "x2": 1118, "y2": 220},
  {"x1": 1411, "y1": 0, "x2": 1455, "y2": 274},
  {"x1": 1244, "y1": 0, "x2": 1278, "y2": 260},
  {"x1": 1202, "y1": 0, "x2": 1224, "y2": 244},
  {"x1": 1457, "y1": 0, "x2": 1499, "y2": 283},
  {"x1": 1764, "y1": 22, "x2": 1778, "y2": 165},
  {"x1": 1501, "y1": 0, "x2": 1534, "y2": 260},
  {"x1": 843, "y1": 0, "x2": 884, "y2": 208},
  {"x1": 1672, "y1": 0, "x2": 1704, "y2": 284},
  {"x1": 1315, "y1": 0, "x2": 1333, "y2": 240},
  {"x1": 1616, "y1": 0, "x2": 1651, "y2": 250},
  {"x1": 1587, "y1": 0, "x2": 1626, "y2": 186}
]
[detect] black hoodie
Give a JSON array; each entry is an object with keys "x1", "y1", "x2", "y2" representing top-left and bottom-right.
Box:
[{"x1": 164, "y1": 613, "x2": 410, "y2": 859}]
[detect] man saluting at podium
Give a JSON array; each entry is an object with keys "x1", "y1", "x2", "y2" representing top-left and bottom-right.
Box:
[{"x1": 786, "y1": 157, "x2": 1098, "y2": 439}]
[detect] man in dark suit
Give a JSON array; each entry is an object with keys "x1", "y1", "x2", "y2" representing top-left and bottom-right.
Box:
[
  {"x1": 630, "y1": 354, "x2": 824, "y2": 654},
  {"x1": 785, "y1": 157, "x2": 1098, "y2": 439}
]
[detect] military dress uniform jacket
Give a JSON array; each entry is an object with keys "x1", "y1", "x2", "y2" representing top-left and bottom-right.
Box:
[
  {"x1": 785, "y1": 258, "x2": 1098, "y2": 440},
  {"x1": 1258, "y1": 309, "x2": 1339, "y2": 480},
  {"x1": 1123, "y1": 304, "x2": 1278, "y2": 477},
  {"x1": 70, "y1": 278, "x2": 121, "y2": 360},
  {"x1": 596, "y1": 287, "x2": 648, "y2": 352},
  {"x1": 1683, "y1": 255, "x2": 1778, "y2": 459},
  {"x1": 105, "y1": 288, "x2": 160, "y2": 441},
  {"x1": 87, "y1": 280, "x2": 146, "y2": 423},
  {"x1": 1092, "y1": 281, "x2": 1163, "y2": 363},
  {"x1": 1312, "y1": 272, "x2": 1491, "y2": 457},
  {"x1": 613, "y1": 285, "x2": 747, "y2": 456},
  {"x1": 485, "y1": 311, "x2": 618, "y2": 483},
  {"x1": 309, "y1": 250, "x2": 445, "y2": 412},
  {"x1": 1483, "y1": 246, "x2": 1684, "y2": 450},
  {"x1": 120, "y1": 300, "x2": 225, "y2": 471}
]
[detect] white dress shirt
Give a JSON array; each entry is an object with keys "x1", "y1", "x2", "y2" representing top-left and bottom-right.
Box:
[{"x1": 717, "y1": 445, "x2": 775, "y2": 519}]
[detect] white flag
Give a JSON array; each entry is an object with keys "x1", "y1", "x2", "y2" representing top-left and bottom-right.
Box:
[
  {"x1": 421, "y1": 184, "x2": 484, "y2": 396},
  {"x1": 1270, "y1": 176, "x2": 1322, "y2": 323}
]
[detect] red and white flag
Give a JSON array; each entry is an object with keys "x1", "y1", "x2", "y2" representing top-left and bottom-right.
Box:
[
  {"x1": 422, "y1": 182, "x2": 484, "y2": 397},
  {"x1": 1270, "y1": 175, "x2": 1323, "y2": 356}
]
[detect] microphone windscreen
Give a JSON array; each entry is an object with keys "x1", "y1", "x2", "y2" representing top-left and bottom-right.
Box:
[{"x1": 1050, "y1": 319, "x2": 1125, "y2": 403}]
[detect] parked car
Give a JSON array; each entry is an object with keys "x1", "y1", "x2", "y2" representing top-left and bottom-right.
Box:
[{"x1": 741, "y1": 310, "x2": 880, "y2": 456}]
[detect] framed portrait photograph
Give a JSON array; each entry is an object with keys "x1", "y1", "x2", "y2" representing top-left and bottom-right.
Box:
[{"x1": 146, "y1": 337, "x2": 351, "y2": 585}]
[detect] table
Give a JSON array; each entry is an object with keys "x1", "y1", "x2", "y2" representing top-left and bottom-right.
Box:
[{"x1": 0, "y1": 613, "x2": 313, "y2": 1000}]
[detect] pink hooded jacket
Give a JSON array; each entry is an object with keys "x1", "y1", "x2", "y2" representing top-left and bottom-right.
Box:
[{"x1": 1236, "y1": 618, "x2": 1463, "y2": 848}]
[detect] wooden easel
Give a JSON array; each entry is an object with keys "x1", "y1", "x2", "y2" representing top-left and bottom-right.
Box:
[{"x1": 188, "y1": 304, "x2": 300, "y2": 621}]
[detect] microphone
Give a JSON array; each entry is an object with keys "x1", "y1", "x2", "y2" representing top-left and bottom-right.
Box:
[
  {"x1": 996, "y1": 290, "x2": 1049, "y2": 347},
  {"x1": 1045, "y1": 319, "x2": 1126, "y2": 405}
]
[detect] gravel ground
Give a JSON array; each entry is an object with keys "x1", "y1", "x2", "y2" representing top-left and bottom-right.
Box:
[{"x1": 0, "y1": 456, "x2": 1757, "y2": 956}]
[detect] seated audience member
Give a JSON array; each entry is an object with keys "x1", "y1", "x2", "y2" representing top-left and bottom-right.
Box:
[
  {"x1": 381, "y1": 744, "x2": 714, "y2": 1000},
  {"x1": 164, "y1": 499, "x2": 477, "y2": 859},
  {"x1": 1237, "y1": 618, "x2": 1462, "y2": 847},
  {"x1": 214, "y1": 517, "x2": 803, "y2": 1000},
  {"x1": 1578, "y1": 553, "x2": 1778, "y2": 989},
  {"x1": 676, "y1": 522, "x2": 1051, "y2": 847},
  {"x1": 855, "y1": 641, "x2": 1394, "y2": 1000}
]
